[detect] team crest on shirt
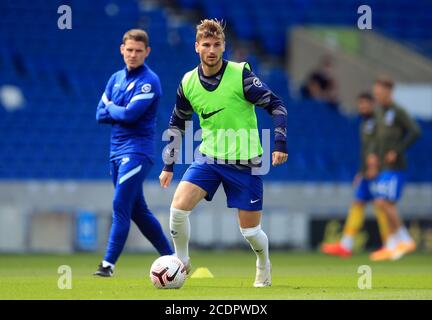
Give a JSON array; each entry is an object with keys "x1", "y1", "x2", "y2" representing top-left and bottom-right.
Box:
[
  {"x1": 253, "y1": 77, "x2": 262, "y2": 87},
  {"x1": 142, "y1": 83, "x2": 152, "y2": 93},
  {"x1": 126, "y1": 81, "x2": 136, "y2": 92}
]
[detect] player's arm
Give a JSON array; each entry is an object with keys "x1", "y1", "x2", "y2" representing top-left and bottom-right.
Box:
[
  {"x1": 357, "y1": 125, "x2": 366, "y2": 178},
  {"x1": 365, "y1": 152, "x2": 379, "y2": 179},
  {"x1": 160, "y1": 83, "x2": 193, "y2": 188},
  {"x1": 395, "y1": 108, "x2": 422, "y2": 152},
  {"x1": 96, "y1": 76, "x2": 115, "y2": 124},
  {"x1": 106, "y1": 82, "x2": 158, "y2": 123},
  {"x1": 385, "y1": 108, "x2": 422, "y2": 164},
  {"x1": 242, "y1": 64, "x2": 288, "y2": 166},
  {"x1": 363, "y1": 124, "x2": 380, "y2": 179}
]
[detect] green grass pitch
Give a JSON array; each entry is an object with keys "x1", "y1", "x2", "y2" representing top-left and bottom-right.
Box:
[{"x1": 1, "y1": 251, "x2": 431, "y2": 299}]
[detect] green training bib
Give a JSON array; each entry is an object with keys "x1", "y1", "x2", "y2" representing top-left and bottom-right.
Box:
[{"x1": 181, "y1": 61, "x2": 263, "y2": 161}]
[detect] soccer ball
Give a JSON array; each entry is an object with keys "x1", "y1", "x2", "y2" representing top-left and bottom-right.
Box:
[{"x1": 149, "y1": 255, "x2": 187, "y2": 289}]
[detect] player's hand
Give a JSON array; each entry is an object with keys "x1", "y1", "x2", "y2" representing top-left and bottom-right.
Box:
[
  {"x1": 365, "y1": 166, "x2": 379, "y2": 179},
  {"x1": 353, "y1": 173, "x2": 362, "y2": 186},
  {"x1": 365, "y1": 153, "x2": 379, "y2": 179},
  {"x1": 159, "y1": 171, "x2": 173, "y2": 188},
  {"x1": 385, "y1": 150, "x2": 397, "y2": 164},
  {"x1": 272, "y1": 151, "x2": 288, "y2": 166}
]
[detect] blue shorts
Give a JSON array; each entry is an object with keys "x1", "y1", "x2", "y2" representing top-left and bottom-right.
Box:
[
  {"x1": 354, "y1": 177, "x2": 374, "y2": 202},
  {"x1": 373, "y1": 170, "x2": 405, "y2": 202},
  {"x1": 181, "y1": 159, "x2": 263, "y2": 211}
]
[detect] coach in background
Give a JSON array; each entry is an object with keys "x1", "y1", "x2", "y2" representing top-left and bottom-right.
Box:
[{"x1": 94, "y1": 29, "x2": 173, "y2": 277}]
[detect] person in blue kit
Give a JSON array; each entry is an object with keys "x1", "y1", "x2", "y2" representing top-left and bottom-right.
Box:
[{"x1": 94, "y1": 29, "x2": 173, "y2": 277}]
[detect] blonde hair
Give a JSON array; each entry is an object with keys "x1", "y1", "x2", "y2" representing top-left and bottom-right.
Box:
[
  {"x1": 122, "y1": 29, "x2": 149, "y2": 47},
  {"x1": 375, "y1": 75, "x2": 394, "y2": 90},
  {"x1": 196, "y1": 19, "x2": 225, "y2": 42}
]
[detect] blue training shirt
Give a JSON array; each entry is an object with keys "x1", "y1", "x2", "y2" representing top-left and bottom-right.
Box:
[{"x1": 96, "y1": 64, "x2": 162, "y2": 162}]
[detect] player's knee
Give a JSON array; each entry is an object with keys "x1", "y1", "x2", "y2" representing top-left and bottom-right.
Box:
[
  {"x1": 112, "y1": 198, "x2": 123, "y2": 211},
  {"x1": 112, "y1": 198, "x2": 133, "y2": 217},
  {"x1": 171, "y1": 182, "x2": 206, "y2": 211},
  {"x1": 170, "y1": 207, "x2": 191, "y2": 223},
  {"x1": 353, "y1": 200, "x2": 365, "y2": 208},
  {"x1": 240, "y1": 224, "x2": 262, "y2": 240},
  {"x1": 374, "y1": 198, "x2": 388, "y2": 210},
  {"x1": 132, "y1": 207, "x2": 152, "y2": 220},
  {"x1": 142, "y1": 206, "x2": 152, "y2": 215},
  {"x1": 111, "y1": 210, "x2": 131, "y2": 227},
  {"x1": 138, "y1": 201, "x2": 150, "y2": 214},
  {"x1": 171, "y1": 194, "x2": 194, "y2": 211}
]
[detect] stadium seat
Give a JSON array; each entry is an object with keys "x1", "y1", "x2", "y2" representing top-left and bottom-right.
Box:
[{"x1": 0, "y1": 0, "x2": 431, "y2": 181}]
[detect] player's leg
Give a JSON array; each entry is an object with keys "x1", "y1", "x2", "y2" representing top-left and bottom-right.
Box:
[
  {"x1": 374, "y1": 205, "x2": 390, "y2": 246},
  {"x1": 94, "y1": 160, "x2": 120, "y2": 276},
  {"x1": 169, "y1": 161, "x2": 221, "y2": 272},
  {"x1": 132, "y1": 196, "x2": 174, "y2": 256},
  {"x1": 218, "y1": 164, "x2": 270, "y2": 286},
  {"x1": 321, "y1": 201, "x2": 365, "y2": 257},
  {"x1": 341, "y1": 178, "x2": 375, "y2": 248},
  {"x1": 374, "y1": 198, "x2": 401, "y2": 233},
  {"x1": 172, "y1": 181, "x2": 207, "y2": 211},
  {"x1": 238, "y1": 211, "x2": 268, "y2": 268},
  {"x1": 384, "y1": 200, "x2": 412, "y2": 246},
  {"x1": 373, "y1": 199, "x2": 414, "y2": 259},
  {"x1": 322, "y1": 177, "x2": 372, "y2": 257},
  {"x1": 238, "y1": 211, "x2": 268, "y2": 269},
  {"x1": 370, "y1": 171, "x2": 414, "y2": 261},
  {"x1": 370, "y1": 198, "x2": 404, "y2": 261},
  {"x1": 131, "y1": 159, "x2": 173, "y2": 256},
  {"x1": 341, "y1": 200, "x2": 366, "y2": 250},
  {"x1": 238, "y1": 210, "x2": 271, "y2": 287},
  {"x1": 342, "y1": 201, "x2": 366, "y2": 242},
  {"x1": 97, "y1": 158, "x2": 144, "y2": 275},
  {"x1": 169, "y1": 181, "x2": 206, "y2": 272}
]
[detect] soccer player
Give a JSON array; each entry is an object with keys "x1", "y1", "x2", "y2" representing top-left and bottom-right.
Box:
[
  {"x1": 322, "y1": 92, "x2": 390, "y2": 258},
  {"x1": 94, "y1": 29, "x2": 173, "y2": 277},
  {"x1": 159, "y1": 19, "x2": 288, "y2": 287},
  {"x1": 369, "y1": 76, "x2": 421, "y2": 261}
]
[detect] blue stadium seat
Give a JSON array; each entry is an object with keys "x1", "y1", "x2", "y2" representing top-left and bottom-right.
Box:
[{"x1": 0, "y1": 0, "x2": 431, "y2": 182}]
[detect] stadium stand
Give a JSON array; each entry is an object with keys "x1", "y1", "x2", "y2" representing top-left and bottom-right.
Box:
[
  {"x1": 180, "y1": 0, "x2": 432, "y2": 58},
  {"x1": 0, "y1": 0, "x2": 430, "y2": 182}
]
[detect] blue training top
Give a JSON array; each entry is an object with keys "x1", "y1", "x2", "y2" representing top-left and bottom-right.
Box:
[{"x1": 96, "y1": 63, "x2": 162, "y2": 162}]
